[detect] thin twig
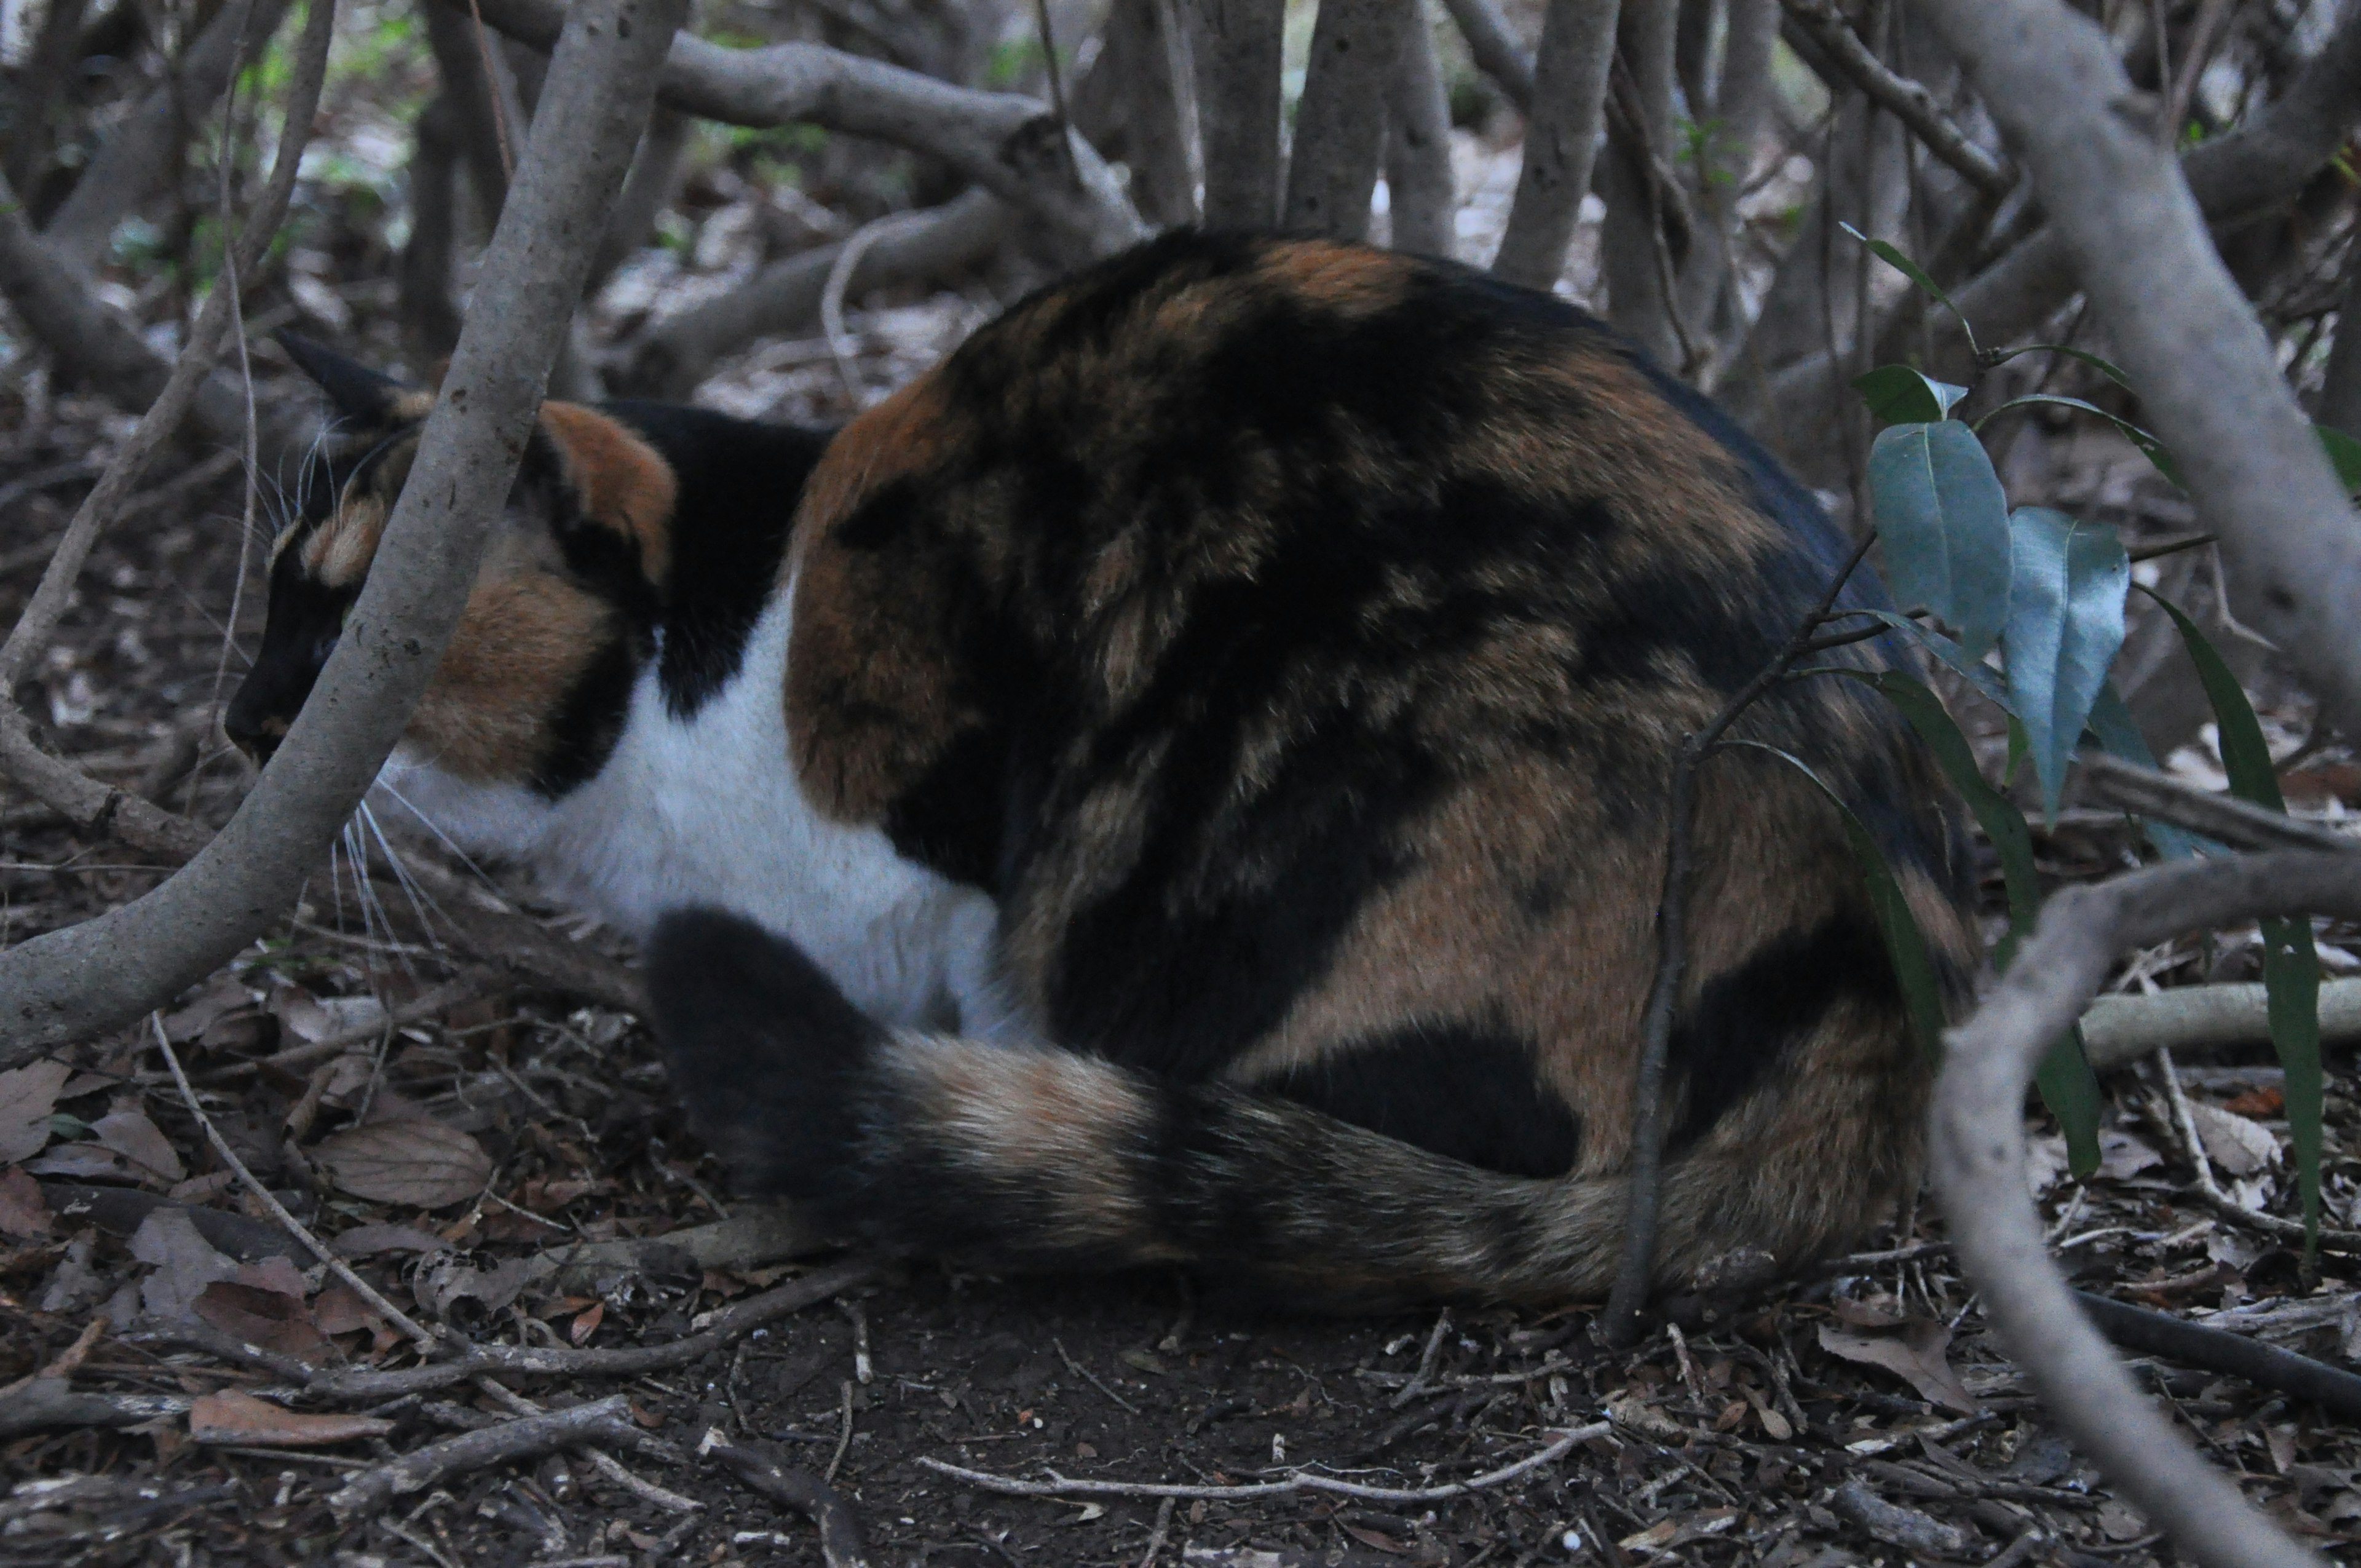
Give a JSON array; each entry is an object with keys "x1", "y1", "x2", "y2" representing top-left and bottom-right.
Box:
[
  {"x1": 1780, "y1": 0, "x2": 2011, "y2": 196},
  {"x1": 704, "y1": 1428, "x2": 872, "y2": 1568},
  {"x1": 1053, "y1": 1337, "x2": 1141, "y2": 1415},
  {"x1": 1137, "y1": 1496, "x2": 1176, "y2": 1568},
  {"x1": 150, "y1": 1014, "x2": 443, "y2": 1355},
  {"x1": 918, "y1": 1422, "x2": 1609, "y2": 1505},
  {"x1": 1390, "y1": 1307, "x2": 1453, "y2": 1409},
  {"x1": 306, "y1": 1258, "x2": 880, "y2": 1401},
  {"x1": 1604, "y1": 527, "x2": 1880, "y2": 1344},
  {"x1": 476, "y1": 1377, "x2": 702, "y2": 1513},
  {"x1": 825, "y1": 1379, "x2": 855, "y2": 1484},
  {"x1": 326, "y1": 1393, "x2": 639, "y2": 1522}
]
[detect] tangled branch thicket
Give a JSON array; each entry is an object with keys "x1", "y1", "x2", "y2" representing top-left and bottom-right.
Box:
[{"x1": 1, "y1": 0, "x2": 2360, "y2": 1564}]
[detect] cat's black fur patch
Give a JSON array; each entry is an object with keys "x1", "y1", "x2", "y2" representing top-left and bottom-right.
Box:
[{"x1": 1265, "y1": 1021, "x2": 1580, "y2": 1178}]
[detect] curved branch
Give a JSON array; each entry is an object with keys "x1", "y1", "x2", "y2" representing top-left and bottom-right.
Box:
[
  {"x1": 1916, "y1": 0, "x2": 2361, "y2": 732},
  {"x1": 0, "y1": 0, "x2": 690, "y2": 1059},
  {"x1": 1439, "y1": 0, "x2": 1533, "y2": 108},
  {"x1": 1779, "y1": 0, "x2": 2011, "y2": 197},
  {"x1": 438, "y1": 0, "x2": 1142, "y2": 263},
  {"x1": 1932, "y1": 850, "x2": 2361, "y2": 1568}
]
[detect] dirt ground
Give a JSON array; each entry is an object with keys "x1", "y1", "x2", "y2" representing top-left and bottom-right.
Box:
[{"x1": 6, "y1": 309, "x2": 2361, "y2": 1568}]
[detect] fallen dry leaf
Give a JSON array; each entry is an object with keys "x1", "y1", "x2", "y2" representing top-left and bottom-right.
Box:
[
  {"x1": 414, "y1": 1253, "x2": 535, "y2": 1320},
  {"x1": 2098, "y1": 1128, "x2": 2164, "y2": 1181},
  {"x1": 1828, "y1": 1292, "x2": 1909, "y2": 1329},
  {"x1": 310, "y1": 1284, "x2": 387, "y2": 1338},
  {"x1": 193, "y1": 1281, "x2": 338, "y2": 1366},
  {"x1": 1817, "y1": 1319, "x2": 1979, "y2": 1415},
  {"x1": 328, "y1": 1221, "x2": 446, "y2": 1258},
  {"x1": 130, "y1": 1208, "x2": 239, "y2": 1326},
  {"x1": 2225, "y1": 1085, "x2": 2287, "y2": 1117},
  {"x1": 0, "y1": 1061, "x2": 73, "y2": 1164},
  {"x1": 312, "y1": 1118, "x2": 491, "y2": 1208},
  {"x1": 2189, "y1": 1103, "x2": 2282, "y2": 1177},
  {"x1": 159, "y1": 976, "x2": 254, "y2": 1043},
  {"x1": 90, "y1": 1107, "x2": 185, "y2": 1184},
  {"x1": 274, "y1": 989, "x2": 387, "y2": 1045},
  {"x1": 571, "y1": 1300, "x2": 606, "y2": 1345},
  {"x1": 23, "y1": 1144, "x2": 135, "y2": 1182},
  {"x1": 188, "y1": 1389, "x2": 392, "y2": 1447},
  {"x1": 0, "y1": 1166, "x2": 50, "y2": 1238}
]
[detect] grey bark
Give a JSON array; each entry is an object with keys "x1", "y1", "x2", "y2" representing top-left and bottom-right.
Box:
[
  {"x1": 420, "y1": 0, "x2": 518, "y2": 229},
  {"x1": 1070, "y1": 0, "x2": 1198, "y2": 229},
  {"x1": 1286, "y1": 0, "x2": 1415, "y2": 239},
  {"x1": 2316, "y1": 233, "x2": 2361, "y2": 437},
  {"x1": 1738, "y1": 1, "x2": 2361, "y2": 452},
  {"x1": 6, "y1": 0, "x2": 92, "y2": 196},
  {"x1": 1385, "y1": 6, "x2": 1456, "y2": 256},
  {"x1": 1675, "y1": 0, "x2": 1778, "y2": 328},
  {"x1": 1599, "y1": 0, "x2": 1681, "y2": 364},
  {"x1": 1182, "y1": 0, "x2": 1284, "y2": 227},
  {"x1": 398, "y1": 96, "x2": 467, "y2": 362},
  {"x1": 1918, "y1": 0, "x2": 2361, "y2": 731},
  {"x1": 1490, "y1": 0, "x2": 1620, "y2": 288},
  {"x1": 1441, "y1": 0, "x2": 1535, "y2": 106},
  {"x1": 587, "y1": 108, "x2": 695, "y2": 295},
  {"x1": 0, "y1": 0, "x2": 691, "y2": 1058},
  {"x1": 41, "y1": 0, "x2": 295, "y2": 267},
  {"x1": 1932, "y1": 852, "x2": 2361, "y2": 1568},
  {"x1": 441, "y1": 0, "x2": 1142, "y2": 263},
  {"x1": 609, "y1": 187, "x2": 1008, "y2": 398}
]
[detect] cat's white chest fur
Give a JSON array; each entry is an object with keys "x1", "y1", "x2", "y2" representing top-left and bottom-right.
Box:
[{"x1": 372, "y1": 595, "x2": 1007, "y2": 1035}]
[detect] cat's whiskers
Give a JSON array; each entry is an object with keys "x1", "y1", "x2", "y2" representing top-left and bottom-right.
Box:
[
  {"x1": 368, "y1": 775, "x2": 507, "y2": 901},
  {"x1": 357, "y1": 799, "x2": 454, "y2": 954}
]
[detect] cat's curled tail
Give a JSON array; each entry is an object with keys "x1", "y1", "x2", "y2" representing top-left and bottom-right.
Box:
[{"x1": 646, "y1": 908, "x2": 1926, "y2": 1309}]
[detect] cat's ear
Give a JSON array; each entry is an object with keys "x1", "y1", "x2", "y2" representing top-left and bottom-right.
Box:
[
  {"x1": 276, "y1": 330, "x2": 413, "y2": 426},
  {"x1": 537, "y1": 402, "x2": 678, "y2": 587}
]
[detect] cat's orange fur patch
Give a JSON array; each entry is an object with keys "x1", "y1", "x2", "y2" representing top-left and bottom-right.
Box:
[{"x1": 542, "y1": 402, "x2": 678, "y2": 587}]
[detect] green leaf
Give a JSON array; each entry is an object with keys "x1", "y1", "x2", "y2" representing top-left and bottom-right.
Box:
[
  {"x1": 1982, "y1": 343, "x2": 2134, "y2": 390},
  {"x1": 1723, "y1": 739, "x2": 1950, "y2": 1065},
  {"x1": 1974, "y1": 394, "x2": 2185, "y2": 489},
  {"x1": 1862, "y1": 671, "x2": 2100, "y2": 1174},
  {"x1": 1852, "y1": 365, "x2": 1970, "y2": 426},
  {"x1": 1841, "y1": 223, "x2": 1978, "y2": 358},
  {"x1": 2081, "y1": 683, "x2": 2209, "y2": 860},
  {"x1": 1869, "y1": 422, "x2": 2014, "y2": 659},
  {"x1": 2316, "y1": 423, "x2": 2361, "y2": 495},
  {"x1": 2003, "y1": 509, "x2": 2129, "y2": 825},
  {"x1": 2142, "y1": 587, "x2": 2325, "y2": 1256},
  {"x1": 2004, "y1": 714, "x2": 2030, "y2": 790}
]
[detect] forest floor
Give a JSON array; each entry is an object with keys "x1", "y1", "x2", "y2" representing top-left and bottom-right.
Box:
[{"x1": 6, "y1": 135, "x2": 2361, "y2": 1565}]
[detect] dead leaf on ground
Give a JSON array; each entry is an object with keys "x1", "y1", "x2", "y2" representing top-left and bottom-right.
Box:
[
  {"x1": 328, "y1": 1221, "x2": 445, "y2": 1258},
  {"x1": 2189, "y1": 1103, "x2": 2282, "y2": 1176},
  {"x1": 0, "y1": 1166, "x2": 50, "y2": 1238},
  {"x1": 414, "y1": 1252, "x2": 535, "y2": 1320},
  {"x1": 2023, "y1": 1133, "x2": 2069, "y2": 1195},
  {"x1": 274, "y1": 989, "x2": 387, "y2": 1045},
  {"x1": 310, "y1": 1284, "x2": 387, "y2": 1338},
  {"x1": 130, "y1": 1208, "x2": 239, "y2": 1326},
  {"x1": 26, "y1": 1144, "x2": 136, "y2": 1182},
  {"x1": 90, "y1": 1106, "x2": 185, "y2": 1183},
  {"x1": 192, "y1": 1281, "x2": 338, "y2": 1366},
  {"x1": 312, "y1": 1119, "x2": 491, "y2": 1208},
  {"x1": 1828, "y1": 1292, "x2": 1908, "y2": 1329},
  {"x1": 1817, "y1": 1319, "x2": 1979, "y2": 1415},
  {"x1": 187, "y1": 1389, "x2": 392, "y2": 1447},
  {"x1": 0, "y1": 1061, "x2": 73, "y2": 1164},
  {"x1": 2098, "y1": 1128, "x2": 2164, "y2": 1180},
  {"x1": 2225, "y1": 1085, "x2": 2287, "y2": 1117},
  {"x1": 160, "y1": 976, "x2": 253, "y2": 1043}
]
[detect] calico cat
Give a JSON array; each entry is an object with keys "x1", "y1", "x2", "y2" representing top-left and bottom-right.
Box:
[{"x1": 231, "y1": 231, "x2": 1979, "y2": 1309}]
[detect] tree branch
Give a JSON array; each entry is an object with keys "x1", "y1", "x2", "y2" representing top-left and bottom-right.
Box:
[
  {"x1": 1916, "y1": 0, "x2": 2361, "y2": 732},
  {"x1": 1932, "y1": 850, "x2": 2361, "y2": 1568},
  {"x1": 0, "y1": 0, "x2": 690, "y2": 1061},
  {"x1": 2080, "y1": 978, "x2": 2361, "y2": 1069},
  {"x1": 1385, "y1": 4, "x2": 1456, "y2": 257},
  {"x1": 437, "y1": 0, "x2": 1142, "y2": 263},
  {"x1": 1284, "y1": 0, "x2": 1414, "y2": 240},
  {"x1": 39, "y1": 0, "x2": 295, "y2": 266},
  {"x1": 1490, "y1": 0, "x2": 1621, "y2": 288},
  {"x1": 2077, "y1": 753, "x2": 2359, "y2": 856},
  {"x1": 1182, "y1": 0, "x2": 1285, "y2": 228},
  {"x1": 1779, "y1": 0, "x2": 2011, "y2": 197}
]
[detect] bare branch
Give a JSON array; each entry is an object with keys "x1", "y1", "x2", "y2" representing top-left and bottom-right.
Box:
[
  {"x1": 1931, "y1": 850, "x2": 2361, "y2": 1568},
  {"x1": 704, "y1": 1432, "x2": 872, "y2": 1568},
  {"x1": 2078, "y1": 753, "x2": 2359, "y2": 856},
  {"x1": 2081, "y1": 978, "x2": 2361, "y2": 1069},
  {"x1": 1779, "y1": 0, "x2": 2011, "y2": 197},
  {"x1": 328, "y1": 1393, "x2": 640, "y2": 1523},
  {"x1": 1439, "y1": 0, "x2": 1534, "y2": 107},
  {"x1": 1599, "y1": 6, "x2": 1683, "y2": 367},
  {"x1": 610, "y1": 188, "x2": 1006, "y2": 399},
  {"x1": 1182, "y1": 0, "x2": 1285, "y2": 227},
  {"x1": 919, "y1": 1423, "x2": 1610, "y2": 1505},
  {"x1": 1676, "y1": 0, "x2": 1779, "y2": 327},
  {"x1": 398, "y1": 96, "x2": 468, "y2": 361},
  {"x1": 421, "y1": 0, "x2": 518, "y2": 227},
  {"x1": 1070, "y1": 0, "x2": 1198, "y2": 229},
  {"x1": 39, "y1": 0, "x2": 295, "y2": 266},
  {"x1": 1385, "y1": 5, "x2": 1457, "y2": 257},
  {"x1": 1285, "y1": 0, "x2": 1415, "y2": 240},
  {"x1": 0, "y1": 0, "x2": 689, "y2": 1061},
  {"x1": 1491, "y1": 0, "x2": 1621, "y2": 288},
  {"x1": 441, "y1": 0, "x2": 1142, "y2": 263},
  {"x1": 1918, "y1": 0, "x2": 2361, "y2": 732}
]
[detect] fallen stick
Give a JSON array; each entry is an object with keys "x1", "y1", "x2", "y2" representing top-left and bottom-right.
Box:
[
  {"x1": 326, "y1": 1393, "x2": 638, "y2": 1522},
  {"x1": 2079, "y1": 754, "x2": 2357, "y2": 857},
  {"x1": 2081, "y1": 978, "x2": 2361, "y2": 1069},
  {"x1": 534, "y1": 1206, "x2": 826, "y2": 1293},
  {"x1": 306, "y1": 1257, "x2": 879, "y2": 1401},
  {"x1": 918, "y1": 1421, "x2": 1609, "y2": 1505},
  {"x1": 0, "y1": 1380, "x2": 190, "y2": 1439},
  {"x1": 703, "y1": 1429, "x2": 871, "y2": 1568},
  {"x1": 2075, "y1": 1291, "x2": 2361, "y2": 1420}
]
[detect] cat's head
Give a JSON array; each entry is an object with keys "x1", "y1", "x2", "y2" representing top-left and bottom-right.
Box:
[{"x1": 226, "y1": 335, "x2": 675, "y2": 794}]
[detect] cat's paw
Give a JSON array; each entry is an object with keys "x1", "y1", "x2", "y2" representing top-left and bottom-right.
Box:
[{"x1": 644, "y1": 906, "x2": 881, "y2": 1197}]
